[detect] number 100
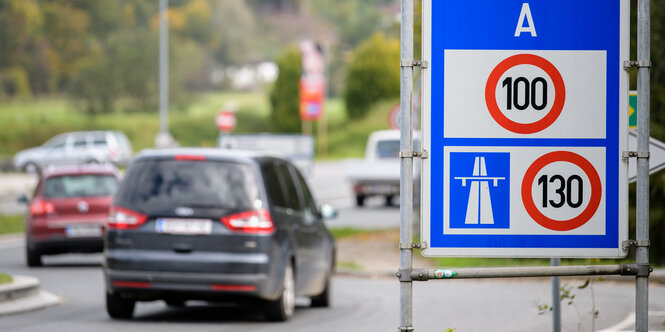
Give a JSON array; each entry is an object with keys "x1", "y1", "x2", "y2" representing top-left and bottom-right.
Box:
[{"x1": 502, "y1": 76, "x2": 548, "y2": 111}]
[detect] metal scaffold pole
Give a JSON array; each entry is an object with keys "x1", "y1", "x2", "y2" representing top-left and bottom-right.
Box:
[
  {"x1": 635, "y1": 0, "x2": 651, "y2": 330},
  {"x1": 399, "y1": 0, "x2": 415, "y2": 330}
]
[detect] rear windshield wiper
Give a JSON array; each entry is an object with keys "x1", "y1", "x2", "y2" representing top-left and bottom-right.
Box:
[{"x1": 179, "y1": 203, "x2": 237, "y2": 210}]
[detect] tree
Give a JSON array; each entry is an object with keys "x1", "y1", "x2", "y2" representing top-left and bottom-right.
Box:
[
  {"x1": 269, "y1": 46, "x2": 302, "y2": 133},
  {"x1": 344, "y1": 33, "x2": 400, "y2": 119}
]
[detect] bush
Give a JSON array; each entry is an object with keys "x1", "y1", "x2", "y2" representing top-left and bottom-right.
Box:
[
  {"x1": 269, "y1": 46, "x2": 302, "y2": 133},
  {"x1": 344, "y1": 33, "x2": 400, "y2": 120}
]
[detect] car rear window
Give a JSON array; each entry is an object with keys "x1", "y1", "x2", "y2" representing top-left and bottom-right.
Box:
[
  {"x1": 376, "y1": 139, "x2": 400, "y2": 158},
  {"x1": 44, "y1": 175, "x2": 118, "y2": 198},
  {"x1": 115, "y1": 159, "x2": 260, "y2": 214}
]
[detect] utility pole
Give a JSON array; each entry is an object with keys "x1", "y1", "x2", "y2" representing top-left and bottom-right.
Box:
[{"x1": 155, "y1": 0, "x2": 176, "y2": 148}]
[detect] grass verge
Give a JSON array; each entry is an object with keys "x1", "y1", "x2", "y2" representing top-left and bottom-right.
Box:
[
  {"x1": 0, "y1": 215, "x2": 24, "y2": 235},
  {"x1": 329, "y1": 227, "x2": 383, "y2": 240},
  {"x1": 0, "y1": 273, "x2": 13, "y2": 285}
]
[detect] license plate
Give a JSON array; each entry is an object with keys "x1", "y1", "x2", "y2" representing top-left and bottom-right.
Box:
[
  {"x1": 66, "y1": 224, "x2": 103, "y2": 238},
  {"x1": 156, "y1": 219, "x2": 213, "y2": 235},
  {"x1": 365, "y1": 184, "x2": 398, "y2": 194}
]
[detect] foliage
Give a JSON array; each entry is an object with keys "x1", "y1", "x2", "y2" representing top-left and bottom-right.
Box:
[
  {"x1": 344, "y1": 34, "x2": 400, "y2": 120},
  {"x1": 535, "y1": 278, "x2": 603, "y2": 332},
  {"x1": 628, "y1": 0, "x2": 665, "y2": 264},
  {"x1": 0, "y1": 273, "x2": 13, "y2": 285},
  {"x1": 326, "y1": 99, "x2": 400, "y2": 158},
  {"x1": 269, "y1": 47, "x2": 302, "y2": 133}
]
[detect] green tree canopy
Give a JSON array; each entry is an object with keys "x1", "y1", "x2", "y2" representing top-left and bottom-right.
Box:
[
  {"x1": 344, "y1": 33, "x2": 400, "y2": 119},
  {"x1": 269, "y1": 46, "x2": 302, "y2": 133}
]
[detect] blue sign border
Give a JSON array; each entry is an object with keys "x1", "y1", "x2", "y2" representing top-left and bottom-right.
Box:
[{"x1": 429, "y1": 1, "x2": 622, "y2": 250}]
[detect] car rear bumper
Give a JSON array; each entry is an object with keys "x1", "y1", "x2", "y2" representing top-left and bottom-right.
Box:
[
  {"x1": 104, "y1": 268, "x2": 276, "y2": 302},
  {"x1": 29, "y1": 236, "x2": 104, "y2": 255}
]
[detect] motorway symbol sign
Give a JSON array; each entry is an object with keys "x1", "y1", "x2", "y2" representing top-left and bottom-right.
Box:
[{"x1": 421, "y1": 0, "x2": 629, "y2": 258}]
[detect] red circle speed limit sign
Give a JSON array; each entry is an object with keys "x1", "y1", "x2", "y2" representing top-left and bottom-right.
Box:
[
  {"x1": 485, "y1": 54, "x2": 566, "y2": 134},
  {"x1": 521, "y1": 151, "x2": 602, "y2": 231},
  {"x1": 216, "y1": 110, "x2": 236, "y2": 133}
]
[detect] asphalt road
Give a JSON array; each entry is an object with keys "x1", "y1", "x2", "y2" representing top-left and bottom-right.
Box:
[
  {"x1": 2, "y1": 162, "x2": 665, "y2": 331},
  {"x1": 1, "y1": 242, "x2": 665, "y2": 331}
]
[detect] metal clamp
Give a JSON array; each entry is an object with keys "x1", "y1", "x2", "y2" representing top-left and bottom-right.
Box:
[
  {"x1": 623, "y1": 60, "x2": 652, "y2": 70},
  {"x1": 400, "y1": 60, "x2": 429, "y2": 68},
  {"x1": 399, "y1": 242, "x2": 428, "y2": 250},
  {"x1": 396, "y1": 269, "x2": 412, "y2": 282},
  {"x1": 622, "y1": 151, "x2": 650, "y2": 162},
  {"x1": 621, "y1": 263, "x2": 653, "y2": 277},
  {"x1": 399, "y1": 150, "x2": 429, "y2": 159},
  {"x1": 622, "y1": 239, "x2": 651, "y2": 252}
]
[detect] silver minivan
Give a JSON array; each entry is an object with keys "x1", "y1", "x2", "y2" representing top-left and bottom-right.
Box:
[{"x1": 13, "y1": 131, "x2": 133, "y2": 173}]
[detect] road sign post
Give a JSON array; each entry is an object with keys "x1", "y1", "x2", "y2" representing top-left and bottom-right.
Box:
[{"x1": 397, "y1": 0, "x2": 652, "y2": 331}]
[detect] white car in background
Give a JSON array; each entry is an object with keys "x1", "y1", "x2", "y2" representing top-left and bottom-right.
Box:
[{"x1": 13, "y1": 131, "x2": 133, "y2": 173}]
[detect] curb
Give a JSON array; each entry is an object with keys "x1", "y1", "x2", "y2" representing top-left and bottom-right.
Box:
[{"x1": 0, "y1": 275, "x2": 61, "y2": 316}]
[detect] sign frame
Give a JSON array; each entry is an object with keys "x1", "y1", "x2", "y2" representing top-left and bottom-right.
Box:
[{"x1": 421, "y1": 0, "x2": 630, "y2": 258}]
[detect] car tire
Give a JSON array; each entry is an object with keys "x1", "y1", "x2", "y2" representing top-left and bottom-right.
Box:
[
  {"x1": 310, "y1": 276, "x2": 331, "y2": 308},
  {"x1": 26, "y1": 246, "x2": 42, "y2": 267},
  {"x1": 265, "y1": 263, "x2": 295, "y2": 322},
  {"x1": 385, "y1": 195, "x2": 394, "y2": 206},
  {"x1": 355, "y1": 195, "x2": 365, "y2": 207},
  {"x1": 23, "y1": 162, "x2": 40, "y2": 174},
  {"x1": 311, "y1": 256, "x2": 333, "y2": 308},
  {"x1": 106, "y1": 292, "x2": 135, "y2": 319}
]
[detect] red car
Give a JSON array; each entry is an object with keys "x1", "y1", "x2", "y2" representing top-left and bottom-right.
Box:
[{"x1": 23, "y1": 164, "x2": 119, "y2": 267}]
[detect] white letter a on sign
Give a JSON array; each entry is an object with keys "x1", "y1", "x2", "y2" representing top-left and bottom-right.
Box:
[{"x1": 514, "y1": 3, "x2": 537, "y2": 37}]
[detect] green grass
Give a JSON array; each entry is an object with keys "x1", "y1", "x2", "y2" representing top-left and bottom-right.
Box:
[
  {"x1": 431, "y1": 256, "x2": 631, "y2": 268},
  {"x1": 337, "y1": 262, "x2": 364, "y2": 271},
  {"x1": 0, "y1": 92, "x2": 392, "y2": 160},
  {"x1": 0, "y1": 215, "x2": 24, "y2": 235},
  {"x1": 0, "y1": 273, "x2": 13, "y2": 285},
  {"x1": 329, "y1": 227, "x2": 381, "y2": 240},
  {"x1": 0, "y1": 92, "x2": 273, "y2": 157},
  {"x1": 325, "y1": 99, "x2": 400, "y2": 159}
]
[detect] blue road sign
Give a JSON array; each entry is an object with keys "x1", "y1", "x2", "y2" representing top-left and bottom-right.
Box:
[
  {"x1": 450, "y1": 153, "x2": 510, "y2": 229},
  {"x1": 421, "y1": 0, "x2": 629, "y2": 258}
]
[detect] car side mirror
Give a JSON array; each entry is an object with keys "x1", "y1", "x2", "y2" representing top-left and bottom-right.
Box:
[
  {"x1": 17, "y1": 194, "x2": 29, "y2": 204},
  {"x1": 320, "y1": 204, "x2": 338, "y2": 220}
]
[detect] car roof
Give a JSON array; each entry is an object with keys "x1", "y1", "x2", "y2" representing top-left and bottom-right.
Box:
[
  {"x1": 131, "y1": 147, "x2": 285, "y2": 163},
  {"x1": 41, "y1": 163, "x2": 119, "y2": 178}
]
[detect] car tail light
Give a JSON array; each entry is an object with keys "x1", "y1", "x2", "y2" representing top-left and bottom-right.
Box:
[
  {"x1": 108, "y1": 206, "x2": 148, "y2": 230},
  {"x1": 30, "y1": 200, "x2": 55, "y2": 216},
  {"x1": 174, "y1": 155, "x2": 206, "y2": 161},
  {"x1": 211, "y1": 284, "x2": 257, "y2": 292},
  {"x1": 112, "y1": 281, "x2": 151, "y2": 288},
  {"x1": 109, "y1": 147, "x2": 119, "y2": 158},
  {"x1": 221, "y1": 209, "x2": 274, "y2": 234}
]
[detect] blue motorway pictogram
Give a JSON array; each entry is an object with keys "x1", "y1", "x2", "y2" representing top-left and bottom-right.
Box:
[{"x1": 450, "y1": 152, "x2": 510, "y2": 229}]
